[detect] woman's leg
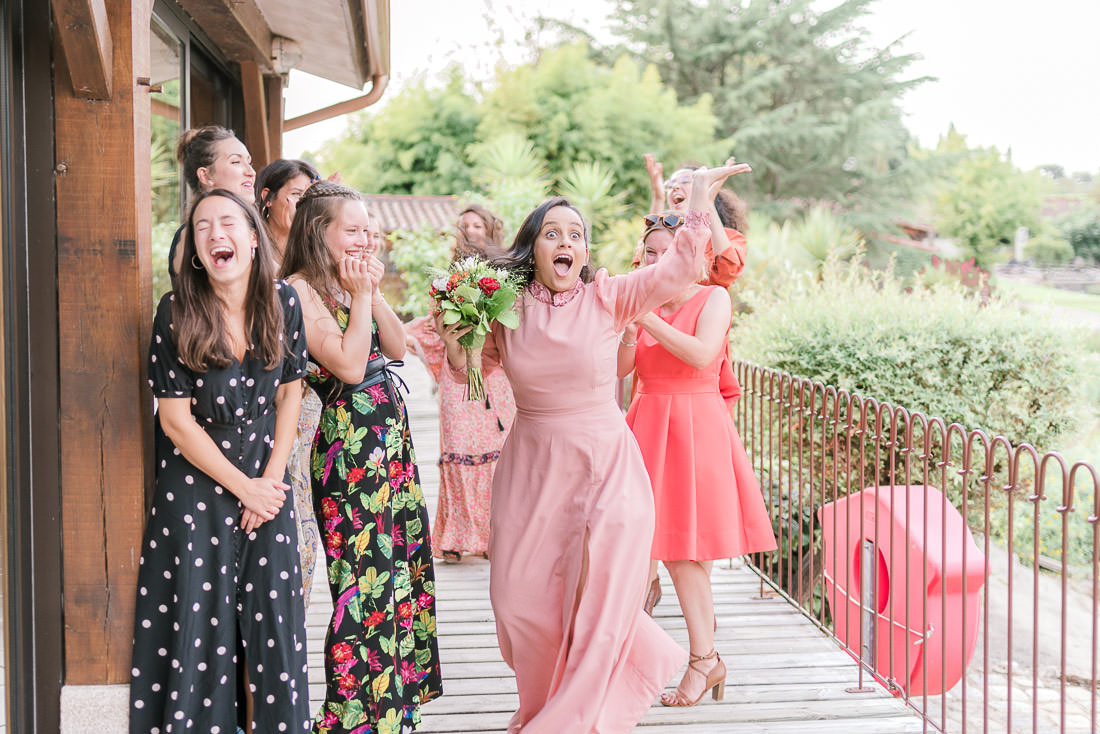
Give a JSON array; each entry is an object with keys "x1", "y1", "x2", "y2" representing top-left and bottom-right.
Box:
[{"x1": 664, "y1": 560, "x2": 719, "y2": 697}]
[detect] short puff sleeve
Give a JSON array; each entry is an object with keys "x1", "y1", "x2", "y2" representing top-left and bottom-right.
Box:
[
  {"x1": 277, "y1": 279, "x2": 308, "y2": 383},
  {"x1": 148, "y1": 293, "x2": 194, "y2": 398}
]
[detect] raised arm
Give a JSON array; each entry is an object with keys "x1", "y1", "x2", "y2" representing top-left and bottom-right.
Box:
[
  {"x1": 289, "y1": 255, "x2": 376, "y2": 384},
  {"x1": 598, "y1": 162, "x2": 751, "y2": 330},
  {"x1": 636, "y1": 288, "x2": 732, "y2": 370},
  {"x1": 644, "y1": 153, "x2": 665, "y2": 214}
]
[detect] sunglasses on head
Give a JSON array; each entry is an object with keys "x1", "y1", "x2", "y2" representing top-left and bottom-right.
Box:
[{"x1": 643, "y1": 213, "x2": 684, "y2": 230}]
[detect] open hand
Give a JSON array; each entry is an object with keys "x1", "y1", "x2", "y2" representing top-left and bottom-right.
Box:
[
  {"x1": 644, "y1": 153, "x2": 664, "y2": 188},
  {"x1": 705, "y1": 156, "x2": 751, "y2": 198},
  {"x1": 689, "y1": 159, "x2": 751, "y2": 211}
]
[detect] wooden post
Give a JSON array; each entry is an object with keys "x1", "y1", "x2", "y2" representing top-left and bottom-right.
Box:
[
  {"x1": 240, "y1": 59, "x2": 270, "y2": 170},
  {"x1": 265, "y1": 73, "x2": 283, "y2": 162},
  {"x1": 53, "y1": 0, "x2": 154, "y2": 684}
]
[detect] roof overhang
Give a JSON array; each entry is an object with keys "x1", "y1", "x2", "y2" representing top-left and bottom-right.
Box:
[{"x1": 175, "y1": 0, "x2": 390, "y2": 89}]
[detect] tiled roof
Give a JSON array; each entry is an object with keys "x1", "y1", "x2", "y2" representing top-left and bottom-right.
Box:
[{"x1": 363, "y1": 194, "x2": 459, "y2": 234}]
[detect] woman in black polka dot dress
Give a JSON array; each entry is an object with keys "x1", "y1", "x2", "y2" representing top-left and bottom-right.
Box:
[{"x1": 130, "y1": 189, "x2": 311, "y2": 733}]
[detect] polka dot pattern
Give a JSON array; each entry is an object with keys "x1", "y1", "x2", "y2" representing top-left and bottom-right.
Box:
[{"x1": 131, "y1": 283, "x2": 311, "y2": 731}]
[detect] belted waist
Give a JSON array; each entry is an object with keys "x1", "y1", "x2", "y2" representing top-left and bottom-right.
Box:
[
  {"x1": 329, "y1": 356, "x2": 408, "y2": 404},
  {"x1": 636, "y1": 376, "x2": 717, "y2": 395}
]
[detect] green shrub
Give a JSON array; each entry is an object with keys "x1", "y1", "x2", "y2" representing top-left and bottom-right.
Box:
[
  {"x1": 592, "y1": 217, "x2": 642, "y2": 275},
  {"x1": 387, "y1": 225, "x2": 451, "y2": 318},
  {"x1": 1055, "y1": 208, "x2": 1100, "y2": 261},
  {"x1": 734, "y1": 257, "x2": 1085, "y2": 451},
  {"x1": 152, "y1": 220, "x2": 178, "y2": 304},
  {"x1": 1024, "y1": 233, "x2": 1074, "y2": 264}
]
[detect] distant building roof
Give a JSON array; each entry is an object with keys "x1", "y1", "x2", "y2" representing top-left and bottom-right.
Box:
[{"x1": 363, "y1": 194, "x2": 459, "y2": 234}]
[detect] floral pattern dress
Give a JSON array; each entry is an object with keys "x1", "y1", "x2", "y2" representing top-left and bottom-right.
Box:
[
  {"x1": 289, "y1": 380, "x2": 322, "y2": 606},
  {"x1": 308, "y1": 301, "x2": 442, "y2": 734},
  {"x1": 405, "y1": 317, "x2": 516, "y2": 557}
]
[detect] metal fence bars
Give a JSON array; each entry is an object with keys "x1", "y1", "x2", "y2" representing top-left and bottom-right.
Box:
[{"x1": 733, "y1": 361, "x2": 1100, "y2": 734}]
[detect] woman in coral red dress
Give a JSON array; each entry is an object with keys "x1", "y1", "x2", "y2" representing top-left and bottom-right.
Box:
[
  {"x1": 620, "y1": 216, "x2": 777, "y2": 708},
  {"x1": 438, "y1": 163, "x2": 749, "y2": 732},
  {"x1": 406, "y1": 205, "x2": 516, "y2": 561}
]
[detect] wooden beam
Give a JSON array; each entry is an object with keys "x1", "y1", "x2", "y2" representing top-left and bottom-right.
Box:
[
  {"x1": 54, "y1": 0, "x2": 154, "y2": 684},
  {"x1": 240, "y1": 60, "x2": 270, "y2": 170},
  {"x1": 52, "y1": 0, "x2": 113, "y2": 99},
  {"x1": 176, "y1": 0, "x2": 273, "y2": 70},
  {"x1": 265, "y1": 74, "x2": 284, "y2": 162}
]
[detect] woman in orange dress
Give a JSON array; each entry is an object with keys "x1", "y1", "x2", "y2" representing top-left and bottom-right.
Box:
[
  {"x1": 635, "y1": 155, "x2": 753, "y2": 612},
  {"x1": 406, "y1": 204, "x2": 516, "y2": 561},
  {"x1": 619, "y1": 216, "x2": 776, "y2": 708}
]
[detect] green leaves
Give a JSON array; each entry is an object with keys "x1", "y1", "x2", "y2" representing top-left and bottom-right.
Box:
[
  {"x1": 329, "y1": 558, "x2": 355, "y2": 593},
  {"x1": 359, "y1": 567, "x2": 391, "y2": 600}
]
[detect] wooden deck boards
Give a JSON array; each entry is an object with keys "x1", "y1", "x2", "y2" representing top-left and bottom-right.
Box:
[{"x1": 306, "y1": 360, "x2": 922, "y2": 732}]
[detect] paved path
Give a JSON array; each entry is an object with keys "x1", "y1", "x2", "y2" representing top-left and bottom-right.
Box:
[{"x1": 306, "y1": 359, "x2": 922, "y2": 732}]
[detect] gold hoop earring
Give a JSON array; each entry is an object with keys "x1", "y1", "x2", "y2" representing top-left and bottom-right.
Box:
[{"x1": 191, "y1": 254, "x2": 204, "y2": 270}]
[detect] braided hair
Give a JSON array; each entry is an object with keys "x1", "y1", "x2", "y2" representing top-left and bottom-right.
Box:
[{"x1": 277, "y1": 181, "x2": 366, "y2": 300}]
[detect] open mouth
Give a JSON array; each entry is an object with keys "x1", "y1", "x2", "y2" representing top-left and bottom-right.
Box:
[
  {"x1": 669, "y1": 191, "x2": 686, "y2": 207},
  {"x1": 552, "y1": 253, "x2": 574, "y2": 277},
  {"x1": 210, "y1": 245, "x2": 235, "y2": 267}
]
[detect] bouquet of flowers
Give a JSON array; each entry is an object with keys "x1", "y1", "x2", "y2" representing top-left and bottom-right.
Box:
[{"x1": 429, "y1": 257, "x2": 521, "y2": 400}]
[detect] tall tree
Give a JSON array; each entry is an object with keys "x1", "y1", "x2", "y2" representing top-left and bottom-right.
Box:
[
  {"x1": 597, "y1": 0, "x2": 932, "y2": 226},
  {"x1": 316, "y1": 67, "x2": 482, "y2": 195},
  {"x1": 933, "y1": 134, "x2": 1043, "y2": 266},
  {"x1": 478, "y1": 42, "x2": 717, "y2": 210}
]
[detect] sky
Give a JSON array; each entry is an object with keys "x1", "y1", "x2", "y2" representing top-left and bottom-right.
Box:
[{"x1": 282, "y1": 0, "x2": 1100, "y2": 174}]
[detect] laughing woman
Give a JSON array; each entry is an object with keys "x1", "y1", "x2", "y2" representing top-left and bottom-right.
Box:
[
  {"x1": 131, "y1": 189, "x2": 310, "y2": 733},
  {"x1": 169, "y1": 126, "x2": 257, "y2": 283},
  {"x1": 438, "y1": 162, "x2": 750, "y2": 732},
  {"x1": 280, "y1": 181, "x2": 442, "y2": 734}
]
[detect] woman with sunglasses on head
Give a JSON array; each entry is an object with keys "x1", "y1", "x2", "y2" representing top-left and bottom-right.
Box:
[
  {"x1": 279, "y1": 181, "x2": 442, "y2": 734},
  {"x1": 405, "y1": 204, "x2": 517, "y2": 563},
  {"x1": 437, "y1": 161, "x2": 749, "y2": 732},
  {"x1": 131, "y1": 189, "x2": 310, "y2": 733},
  {"x1": 618, "y1": 215, "x2": 776, "y2": 708},
  {"x1": 636, "y1": 157, "x2": 753, "y2": 614},
  {"x1": 643, "y1": 154, "x2": 750, "y2": 289},
  {"x1": 169, "y1": 126, "x2": 257, "y2": 284}
]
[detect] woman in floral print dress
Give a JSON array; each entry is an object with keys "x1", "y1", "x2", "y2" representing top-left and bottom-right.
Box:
[
  {"x1": 405, "y1": 204, "x2": 515, "y2": 561},
  {"x1": 281, "y1": 181, "x2": 441, "y2": 734}
]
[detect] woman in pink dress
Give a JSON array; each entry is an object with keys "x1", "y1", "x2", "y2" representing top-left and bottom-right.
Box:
[
  {"x1": 406, "y1": 205, "x2": 516, "y2": 561},
  {"x1": 438, "y1": 163, "x2": 749, "y2": 732},
  {"x1": 619, "y1": 218, "x2": 777, "y2": 708}
]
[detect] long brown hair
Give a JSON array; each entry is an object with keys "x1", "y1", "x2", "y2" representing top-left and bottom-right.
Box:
[
  {"x1": 173, "y1": 189, "x2": 285, "y2": 371},
  {"x1": 278, "y1": 181, "x2": 365, "y2": 301},
  {"x1": 455, "y1": 203, "x2": 505, "y2": 260}
]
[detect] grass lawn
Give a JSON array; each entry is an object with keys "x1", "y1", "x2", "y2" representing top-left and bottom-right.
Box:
[{"x1": 996, "y1": 278, "x2": 1100, "y2": 314}]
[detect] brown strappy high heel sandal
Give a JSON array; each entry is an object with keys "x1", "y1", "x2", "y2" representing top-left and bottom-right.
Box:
[
  {"x1": 660, "y1": 649, "x2": 726, "y2": 706},
  {"x1": 643, "y1": 577, "x2": 662, "y2": 615}
]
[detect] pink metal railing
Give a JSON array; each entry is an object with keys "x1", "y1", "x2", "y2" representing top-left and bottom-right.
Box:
[{"x1": 733, "y1": 361, "x2": 1100, "y2": 734}]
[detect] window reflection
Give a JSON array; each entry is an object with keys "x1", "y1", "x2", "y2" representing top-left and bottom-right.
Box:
[{"x1": 150, "y1": 19, "x2": 182, "y2": 303}]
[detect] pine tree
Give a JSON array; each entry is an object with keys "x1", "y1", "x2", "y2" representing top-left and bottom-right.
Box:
[{"x1": 601, "y1": 0, "x2": 933, "y2": 228}]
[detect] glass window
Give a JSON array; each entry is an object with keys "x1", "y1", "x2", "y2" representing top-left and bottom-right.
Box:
[{"x1": 150, "y1": 18, "x2": 183, "y2": 303}]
